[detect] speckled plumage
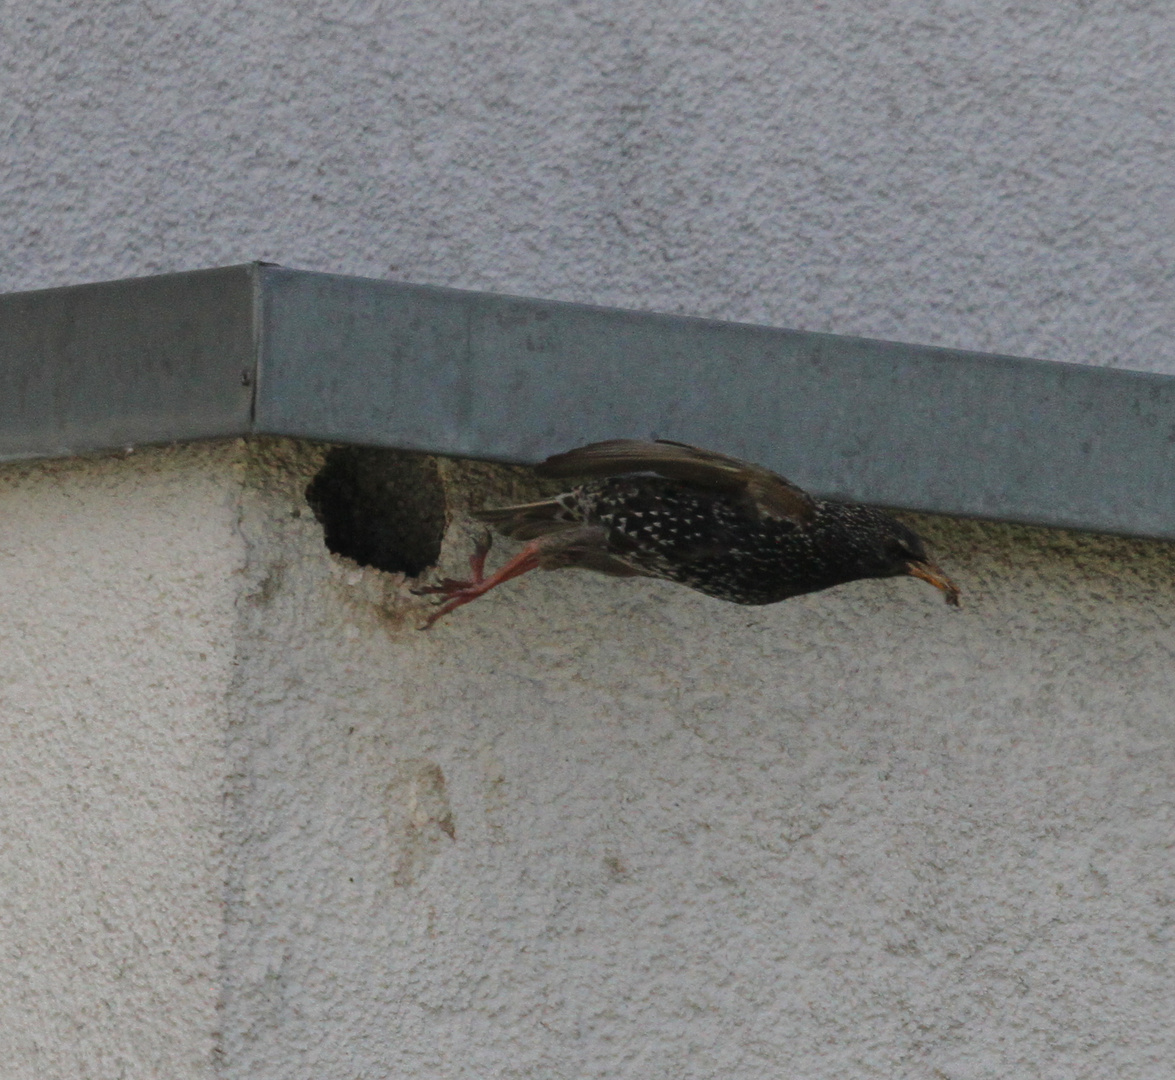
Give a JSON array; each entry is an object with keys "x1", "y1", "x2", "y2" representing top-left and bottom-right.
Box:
[
  {"x1": 418, "y1": 439, "x2": 959, "y2": 626},
  {"x1": 547, "y1": 477, "x2": 938, "y2": 604}
]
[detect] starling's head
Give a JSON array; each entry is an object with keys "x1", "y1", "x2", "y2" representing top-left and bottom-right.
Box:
[{"x1": 849, "y1": 510, "x2": 961, "y2": 606}]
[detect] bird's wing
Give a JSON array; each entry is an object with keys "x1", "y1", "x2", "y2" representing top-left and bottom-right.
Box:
[{"x1": 536, "y1": 439, "x2": 816, "y2": 524}]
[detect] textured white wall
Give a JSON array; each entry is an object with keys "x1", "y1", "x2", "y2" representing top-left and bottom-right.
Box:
[
  {"x1": 0, "y1": 445, "x2": 246, "y2": 1079},
  {"x1": 3, "y1": 1, "x2": 1174, "y2": 372},
  {"x1": 223, "y1": 443, "x2": 1174, "y2": 1080},
  {"x1": 4, "y1": 3, "x2": 1175, "y2": 1077},
  {"x1": 0, "y1": 442, "x2": 1171, "y2": 1078}
]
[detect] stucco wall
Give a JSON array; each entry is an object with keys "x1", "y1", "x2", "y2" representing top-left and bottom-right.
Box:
[
  {"x1": 0, "y1": 444, "x2": 247, "y2": 1079},
  {"x1": 0, "y1": 441, "x2": 1171, "y2": 1077},
  {"x1": 222, "y1": 442, "x2": 1174, "y2": 1080},
  {"x1": 3, "y1": 1, "x2": 1174, "y2": 373},
  {"x1": 4, "y1": 2, "x2": 1175, "y2": 1077}
]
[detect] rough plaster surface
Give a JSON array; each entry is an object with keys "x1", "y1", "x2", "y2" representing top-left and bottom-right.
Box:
[
  {"x1": 0, "y1": 444, "x2": 246, "y2": 1079},
  {"x1": 4, "y1": 8, "x2": 1175, "y2": 1067},
  {"x1": 222, "y1": 441, "x2": 1174, "y2": 1079},
  {"x1": 3, "y1": 1, "x2": 1175, "y2": 372}
]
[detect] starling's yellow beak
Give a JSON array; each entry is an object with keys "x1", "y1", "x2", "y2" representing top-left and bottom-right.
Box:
[{"x1": 906, "y1": 559, "x2": 961, "y2": 606}]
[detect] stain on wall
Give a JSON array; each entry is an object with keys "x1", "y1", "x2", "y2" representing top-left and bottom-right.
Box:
[{"x1": 387, "y1": 759, "x2": 456, "y2": 887}]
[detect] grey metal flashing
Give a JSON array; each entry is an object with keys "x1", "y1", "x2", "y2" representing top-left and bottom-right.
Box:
[
  {"x1": 2, "y1": 262, "x2": 1173, "y2": 539},
  {"x1": 0, "y1": 265, "x2": 255, "y2": 461}
]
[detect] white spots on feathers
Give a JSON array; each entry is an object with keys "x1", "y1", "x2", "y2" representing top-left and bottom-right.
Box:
[{"x1": 537, "y1": 475, "x2": 845, "y2": 605}]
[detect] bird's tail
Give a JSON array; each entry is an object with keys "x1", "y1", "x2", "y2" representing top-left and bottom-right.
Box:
[{"x1": 472, "y1": 498, "x2": 580, "y2": 542}]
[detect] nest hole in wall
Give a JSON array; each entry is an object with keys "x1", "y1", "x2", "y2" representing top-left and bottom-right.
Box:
[{"x1": 305, "y1": 446, "x2": 447, "y2": 577}]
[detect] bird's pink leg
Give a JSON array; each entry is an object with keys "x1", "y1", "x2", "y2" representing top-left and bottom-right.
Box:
[
  {"x1": 468, "y1": 533, "x2": 491, "y2": 582},
  {"x1": 417, "y1": 537, "x2": 543, "y2": 628},
  {"x1": 415, "y1": 532, "x2": 494, "y2": 597}
]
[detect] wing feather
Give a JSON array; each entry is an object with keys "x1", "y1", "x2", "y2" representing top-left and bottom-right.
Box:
[
  {"x1": 536, "y1": 439, "x2": 815, "y2": 524},
  {"x1": 472, "y1": 499, "x2": 581, "y2": 541}
]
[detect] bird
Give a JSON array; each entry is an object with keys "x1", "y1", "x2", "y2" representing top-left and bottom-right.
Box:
[{"x1": 416, "y1": 439, "x2": 959, "y2": 626}]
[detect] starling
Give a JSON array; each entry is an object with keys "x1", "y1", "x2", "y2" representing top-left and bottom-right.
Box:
[{"x1": 418, "y1": 439, "x2": 959, "y2": 626}]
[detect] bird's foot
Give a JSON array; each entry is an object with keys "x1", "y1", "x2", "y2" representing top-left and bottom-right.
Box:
[
  {"x1": 413, "y1": 577, "x2": 480, "y2": 597},
  {"x1": 413, "y1": 531, "x2": 514, "y2": 629},
  {"x1": 414, "y1": 532, "x2": 542, "y2": 628},
  {"x1": 413, "y1": 531, "x2": 492, "y2": 593},
  {"x1": 417, "y1": 584, "x2": 492, "y2": 629}
]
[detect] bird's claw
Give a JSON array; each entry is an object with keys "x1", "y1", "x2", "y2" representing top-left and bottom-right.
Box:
[
  {"x1": 411, "y1": 577, "x2": 475, "y2": 597},
  {"x1": 412, "y1": 529, "x2": 495, "y2": 627},
  {"x1": 418, "y1": 585, "x2": 485, "y2": 629}
]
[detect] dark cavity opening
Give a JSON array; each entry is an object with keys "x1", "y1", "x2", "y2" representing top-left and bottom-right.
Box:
[{"x1": 306, "y1": 447, "x2": 447, "y2": 577}]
